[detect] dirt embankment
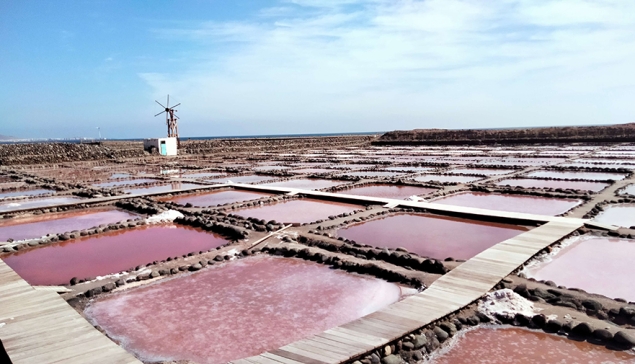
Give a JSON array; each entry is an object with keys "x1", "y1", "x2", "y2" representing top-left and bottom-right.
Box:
[
  {"x1": 0, "y1": 143, "x2": 144, "y2": 165},
  {"x1": 375, "y1": 123, "x2": 635, "y2": 145},
  {"x1": 178, "y1": 135, "x2": 377, "y2": 154}
]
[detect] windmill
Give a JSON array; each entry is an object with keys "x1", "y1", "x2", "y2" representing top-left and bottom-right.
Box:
[{"x1": 155, "y1": 95, "x2": 180, "y2": 138}]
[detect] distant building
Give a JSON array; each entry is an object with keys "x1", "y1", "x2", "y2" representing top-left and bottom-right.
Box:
[{"x1": 143, "y1": 137, "x2": 178, "y2": 156}]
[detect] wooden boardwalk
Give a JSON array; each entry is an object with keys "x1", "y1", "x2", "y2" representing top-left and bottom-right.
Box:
[
  {"x1": 232, "y1": 220, "x2": 582, "y2": 364},
  {"x1": 0, "y1": 260, "x2": 141, "y2": 364}
]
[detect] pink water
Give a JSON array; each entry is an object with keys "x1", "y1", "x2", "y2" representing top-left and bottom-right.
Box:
[
  {"x1": 84, "y1": 255, "x2": 400, "y2": 364},
  {"x1": 123, "y1": 183, "x2": 202, "y2": 195},
  {"x1": 497, "y1": 179, "x2": 609, "y2": 192},
  {"x1": 2, "y1": 225, "x2": 228, "y2": 285},
  {"x1": 448, "y1": 168, "x2": 514, "y2": 176},
  {"x1": 0, "y1": 208, "x2": 137, "y2": 242},
  {"x1": 338, "y1": 185, "x2": 436, "y2": 199},
  {"x1": 620, "y1": 184, "x2": 635, "y2": 196},
  {"x1": 165, "y1": 190, "x2": 271, "y2": 206},
  {"x1": 338, "y1": 214, "x2": 527, "y2": 259},
  {"x1": 234, "y1": 199, "x2": 360, "y2": 224},
  {"x1": 0, "y1": 189, "x2": 53, "y2": 199},
  {"x1": 0, "y1": 197, "x2": 81, "y2": 212},
  {"x1": 208, "y1": 175, "x2": 279, "y2": 184},
  {"x1": 593, "y1": 205, "x2": 635, "y2": 228},
  {"x1": 93, "y1": 179, "x2": 158, "y2": 188},
  {"x1": 434, "y1": 192, "x2": 581, "y2": 216},
  {"x1": 414, "y1": 175, "x2": 482, "y2": 183},
  {"x1": 527, "y1": 236, "x2": 635, "y2": 301},
  {"x1": 262, "y1": 178, "x2": 346, "y2": 190},
  {"x1": 431, "y1": 327, "x2": 635, "y2": 364},
  {"x1": 526, "y1": 171, "x2": 627, "y2": 181}
]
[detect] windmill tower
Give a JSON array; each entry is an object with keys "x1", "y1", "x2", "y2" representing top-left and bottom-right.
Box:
[
  {"x1": 143, "y1": 95, "x2": 181, "y2": 156},
  {"x1": 155, "y1": 95, "x2": 180, "y2": 138}
]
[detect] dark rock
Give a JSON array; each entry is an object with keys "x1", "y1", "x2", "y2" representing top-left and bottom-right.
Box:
[
  {"x1": 402, "y1": 342, "x2": 414, "y2": 350},
  {"x1": 531, "y1": 314, "x2": 547, "y2": 328},
  {"x1": 544, "y1": 319, "x2": 563, "y2": 333},
  {"x1": 115, "y1": 279, "x2": 125, "y2": 287},
  {"x1": 381, "y1": 354, "x2": 402, "y2": 364},
  {"x1": 433, "y1": 327, "x2": 449, "y2": 342},
  {"x1": 69, "y1": 277, "x2": 78, "y2": 286},
  {"x1": 571, "y1": 322, "x2": 594, "y2": 338},
  {"x1": 619, "y1": 306, "x2": 635, "y2": 318},
  {"x1": 189, "y1": 263, "x2": 203, "y2": 271},
  {"x1": 593, "y1": 329, "x2": 613, "y2": 342},
  {"x1": 582, "y1": 299, "x2": 602, "y2": 311},
  {"x1": 439, "y1": 322, "x2": 457, "y2": 336},
  {"x1": 412, "y1": 334, "x2": 427, "y2": 349},
  {"x1": 102, "y1": 282, "x2": 116, "y2": 292},
  {"x1": 613, "y1": 331, "x2": 635, "y2": 349},
  {"x1": 412, "y1": 350, "x2": 423, "y2": 361},
  {"x1": 370, "y1": 353, "x2": 380, "y2": 364}
]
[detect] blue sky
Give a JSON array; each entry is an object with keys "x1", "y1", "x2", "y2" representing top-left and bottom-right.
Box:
[{"x1": 1, "y1": 0, "x2": 635, "y2": 139}]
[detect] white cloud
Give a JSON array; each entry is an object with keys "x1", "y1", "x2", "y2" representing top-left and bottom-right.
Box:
[{"x1": 141, "y1": 0, "x2": 635, "y2": 135}]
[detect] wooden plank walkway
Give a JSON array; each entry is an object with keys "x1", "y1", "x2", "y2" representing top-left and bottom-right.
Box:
[
  {"x1": 233, "y1": 220, "x2": 582, "y2": 364},
  {"x1": 0, "y1": 260, "x2": 141, "y2": 364}
]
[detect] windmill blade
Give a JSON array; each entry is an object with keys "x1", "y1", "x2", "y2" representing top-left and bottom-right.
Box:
[
  {"x1": 167, "y1": 94, "x2": 169, "y2": 108},
  {"x1": 171, "y1": 103, "x2": 181, "y2": 108},
  {"x1": 155, "y1": 100, "x2": 166, "y2": 108},
  {"x1": 155, "y1": 110, "x2": 166, "y2": 117}
]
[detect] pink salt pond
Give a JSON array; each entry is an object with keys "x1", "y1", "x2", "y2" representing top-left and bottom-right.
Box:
[
  {"x1": 414, "y1": 175, "x2": 483, "y2": 183},
  {"x1": 262, "y1": 178, "x2": 346, "y2": 190},
  {"x1": 0, "y1": 188, "x2": 53, "y2": 199},
  {"x1": 207, "y1": 175, "x2": 279, "y2": 184},
  {"x1": 338, "y1": 214, "x2": 527, "y2": 260},
  {"x1": 497, "y1": 179, "x2": 609, "y2": 192},
  {"x1": 526, "y1": 236, "x2": 635, "y2": 301},
  {"x1": 430, "y1": 327, "x2": 635, "y2": 364},
  {"x1": 0, "y1": 196, "x2": 81, "y2": 212},
  {"x1": 123, "y1": 183, "x2": 202, "y2": 195},
  {"x1": 84, "y1": 255, "x2": 400, "y2": 364},
  {"x1": 526, "y1": 171, "x2": 626, "y2": 181},
  {"x1": 434, "y1": 192, "x2": 581, "y2": 216},
  {"x1": 234, "y1": 199, "x2": 360, "y2": 224},
  {"x1": 593, "y1": 204, "x2": 635, "y2": 228},
  {"x1": 164, "y1": 189, "x2": 271, "y2": 206},
  {"x1": 0, "y1": 208, "x2": 137, "y2": 242},
  {"x1": 2, "y1": 224, "x2": 228, "y2": 285},
  {"x1": 448, "y1": 168, "x2": 514, "y2": 176},
  {"x1": 338, "y1": 185, "x2": 436, "y2": 199}
]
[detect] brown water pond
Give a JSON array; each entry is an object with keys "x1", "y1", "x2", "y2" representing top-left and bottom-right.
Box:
[
  {"x1": 429, "y1": 326, "x2": 635, "y2": 363},
  {"x1": 338, "y1": 214, "x2": 527, "y2": 259},
  {"x1": 2, "y1": 224, "x2": 228, "y2": 285},
  {"x1": 262, "y1": 178, "x2": 346, "y2": 190},
  {"x1": 526, "y1": 236, "x2": 635, "y2": 301},
  {"x1": 164, "y1": 189, "x2": 272, "y2": 207},
  {"x1": 0, "y1": 188, "x2": 54, "y2": 199},
  {"x1": 84, "y1": 255, "x2": 400, "y2": 364},
  {"x1": 526, "y1": 171, "x2": 627, "y2": 181},
  {"x1": 414, "y1": 175, "x2": 483, "y2": 183},
  {"x1": 593, "y1": 204, "x2": 635, "y2": 228},
  {"x1": 0, "y1": 208, "x2": 138, "y2": 242},
  {"x1": 338, "y1": 185, "x2": 436, "y2": 199},
  {"x1": 497, "y1": 179, "x2": 609, "y2": 192},
  {"x1": 434, "y1": 192, "x2": 581, "y2": 216},
  {"x1": 0, "y1": 196, "x2": 82, "y2": 212},
  {"x1": 234, "y1": 199, "x2": 361, "y2": 224}
]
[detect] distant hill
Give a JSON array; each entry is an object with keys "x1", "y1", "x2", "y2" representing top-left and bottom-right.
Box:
[
  {"x1": 0, "y1": 134, "x2": 14, "y2": 141},
  {"x1": 374, "y1": 123, "x2": 635, "y2": 145}
]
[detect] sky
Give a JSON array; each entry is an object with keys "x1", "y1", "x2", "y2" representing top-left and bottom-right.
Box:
[{"x1": 1, "y1": 0, "x2": 635, "y2": 139}]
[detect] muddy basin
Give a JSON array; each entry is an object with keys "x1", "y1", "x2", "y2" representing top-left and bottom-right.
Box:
[
  {"x1": 429, "y1": 326, "x2": 634, "y2": 363},
  {"x1": 84, "y1": 255, "x2": 401, "y2": 364}
]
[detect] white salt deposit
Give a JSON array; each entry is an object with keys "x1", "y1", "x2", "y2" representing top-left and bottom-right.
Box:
[
  {"x1": 146, "y1": 210, "x2": 184, "y2": 224},
  {"x1": 405, "y1": 195, "x2": 425, "y2": 202},
  {"x1": 478, "y1": 289, "x2": 536, "y2": 321}
]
